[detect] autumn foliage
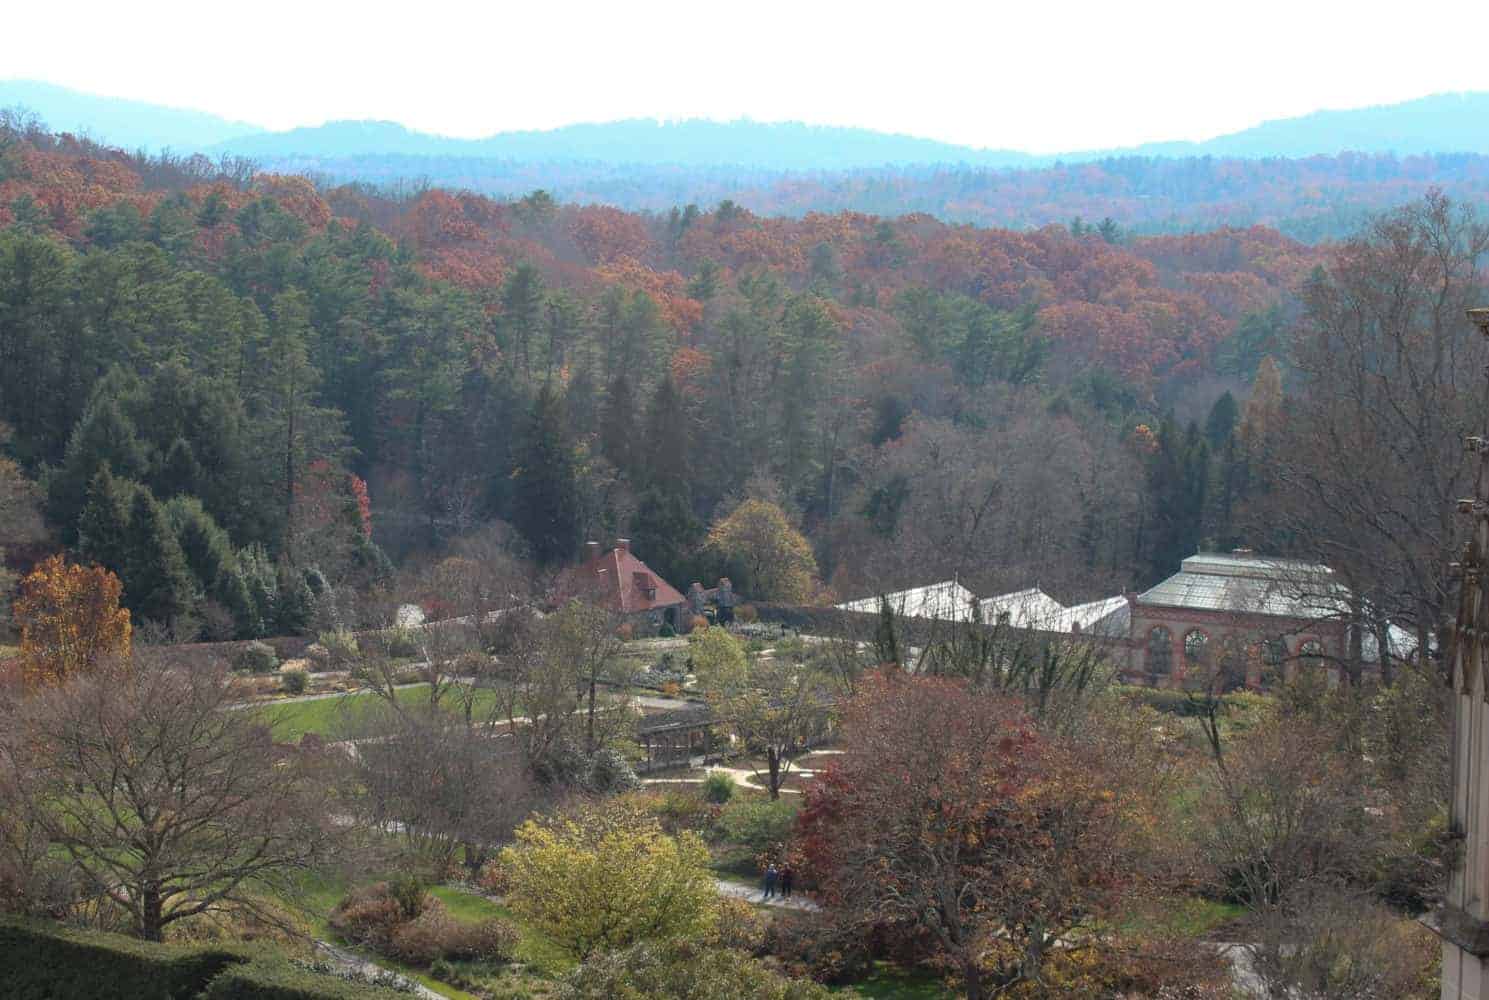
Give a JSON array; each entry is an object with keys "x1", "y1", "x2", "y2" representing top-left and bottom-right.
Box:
[
  {"x1": 13, "y1": 555, "x2": 131, "y2": 685},
  {"x1": 796, "y1": 671, "x2": 1132, "y2": 999}
]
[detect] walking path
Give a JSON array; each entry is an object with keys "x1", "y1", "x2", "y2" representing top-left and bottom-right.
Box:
[
  {"x1": 713, "y1": 877, "x2": 819, "y2": 911},
  {"x1": 1215, "y1": 942, "x2": 1263, "y2": 996},
  {"x1": 311, "y1": 939, "x2": 443, "y2": 999}
]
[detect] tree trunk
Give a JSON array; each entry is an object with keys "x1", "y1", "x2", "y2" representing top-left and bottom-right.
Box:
[
  {"x1": 1373, "y1": 619, "x2": 1394, "y2": 687},
  {"x1": 962, "y1": 958, "x2": 984, "y2": 1000},
  {"x1": 1346, "y1": 607, "x2": 1364, "y2": 687},
  {"x1": 586, "y1": 677, "x2": 597, "y2": 755},
  {"x1": 140, "y1": 885, "x2": 164, "y2": 942},
  {"x1": 767, "y1": 746, "x2": 781, "y2": 800}
]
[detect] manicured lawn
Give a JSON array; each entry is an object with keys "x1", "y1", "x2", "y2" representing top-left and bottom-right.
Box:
[
  {"x1": 256, "y1": 684, "x2": 508, "y2": 741},
  {"x1": 836, "y1": 963, "x2": 953, "y2": 999}
]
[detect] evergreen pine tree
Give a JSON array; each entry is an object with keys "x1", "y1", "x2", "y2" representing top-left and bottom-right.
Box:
[
  {"x1": 601, "y1": 374, "x2": 637, "y2": 477},
  {"x1": 630, "y1": 376, "x2": 703, "y2": 585},
  {"x1": 512, "y1": 384, "x2": 580, "y2": 565},
  {"x1": 631, "y1": 485, "x2": 703, "y2": 589},
  {"x1": 157, "y1": 437, "x2": 202, "y2": 498},
  {"x1": 273, "y1": 564, "x2": 315, "y2": 635},
  {"x1": 874, "y1": 594, "x2": 902, "y2": 668},
  {"x1": 77, "y1": 467, "x2": 136, "y2": 576},
  {"x1": 1204, "y1": 392, "x2": 1239, "y2": 451},
  {"x1": 639, "y1": 375, "x2": 689, "y2": 492},
  {"x1": 49, "y1": 396, "x2": 150, "y2": 540},
  {"x1": 122, "y1": 487, "x2": 196, "y2": 626}
]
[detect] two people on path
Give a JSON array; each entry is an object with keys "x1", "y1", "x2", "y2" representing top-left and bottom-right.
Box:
[{"x1": 761, "y1": 863, "x2": 794, "y2": 901}]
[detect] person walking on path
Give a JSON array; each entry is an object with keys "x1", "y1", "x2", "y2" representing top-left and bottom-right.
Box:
[
  {"x1": 762, "y1": 864, "x2": 778, "y2": 901},
  {"x1": 780, "y1": 865, "x2": 794, "y2": 899}
]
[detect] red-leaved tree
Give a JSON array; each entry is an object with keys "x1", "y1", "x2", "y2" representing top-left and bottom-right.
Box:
[{"x1": 796, "y1": 671, "x2": 1129, "y2": 999}]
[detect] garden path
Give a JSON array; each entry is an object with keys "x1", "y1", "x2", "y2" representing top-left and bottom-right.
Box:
[{"x1": 713, "y1": 877, "x2": 820, "y2": 912}]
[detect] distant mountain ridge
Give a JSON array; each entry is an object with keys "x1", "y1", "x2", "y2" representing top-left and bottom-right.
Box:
[
  {"x1": 6, "y1": 80, "x2": 1489, "y2": 167},
  {"x1": 0, "y1": 79, "x2": 262, "y2": 150},
  {"x1": 207, "y1": 117, "x2": 1037, "y2": 169}
]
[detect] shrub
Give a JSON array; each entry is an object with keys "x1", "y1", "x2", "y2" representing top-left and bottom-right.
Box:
[
  {"x1": 659, "y1": 623, "x2": 676, "y2": 638},
  {"x1": 690, "y1": 615, "x2": 710, "y2": 632},
  {"x1": 616, "y1": 622, "x2": 634, "y2": 640},
  {"x1": 736, "y1": 604, "x2": 759, "y2": 624},
  {"x1": 304, "y1": 643, "x2": 330, "y2": 668},
  {"x1": 714, "y1": 797, "x2": 799, "y2": 854},
  {"x1": 388, "y1": 902, "x2": 459, "y2": 965},
  {"x1": 563, "y1": 941, "x2": 832, "y2": 999},
  {"x1": 760, "y1": 911, "x2": 872, "y2": 986},
  {"x1": 587, "y1": 748, "x2": 641, "y2": 793},
  {"x1": 451, "y1": 917, "x2": 519, "y2": 962},
  {"x1": 398, "y1": 908, "x2": 515, "y2": 966},
  {"x1": 235, "y1": 641, "x2": 279, "y2": 674},
  {"x1": 377, "y1": 627, "x2": 422, "y2": 659},
  {"x1": 643, "y1": 788, "x2": 720, "y2": 835},
  {"x1": 319, "y1": 630, "x2": 360, "y2": 669},
  {"x1": 476, "y1": 859, "x2": 512, "y2": 897},
  {"x1": 502, "y1": 799, "x2": 718, "y2": 959},
  {"x1": 281, "y1": 669, "x2": 308, "y2": 695},
  {"x1": 387, "y1": 873, "x2": 428, "y2": 920},
  {"x1": 711, "y1": 895, "x2": 769, "y2": 953},
  {"x1": 329, "y1": 884, "x2": 406, "y2": 952},
  {"x1": 702, "y1": 771, "x2": 736, "y2": 804}
]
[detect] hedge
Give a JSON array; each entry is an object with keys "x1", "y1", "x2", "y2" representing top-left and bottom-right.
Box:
[
  {"x1": 0, "y1": 918, "x2": 245, "y2": 1000},
  {"x1": 0, "y1": 918, "x2": 409, "y2": 1000},
  {"x1": 198, "y1": 956, "x2": 411, "y2": 1000}
]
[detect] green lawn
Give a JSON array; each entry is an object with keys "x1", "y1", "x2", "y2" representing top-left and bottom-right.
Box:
[
  {"x1": 255, "y1": 685, "x2": 508, "y2": 741},
  {"x1": 1114, "y1": 894, "x2": 1246, "y2": 939},
  {"x1": 290, "y1": 867, "x2": 572, "y2": 998},
  {"x1": 835, "y1": 963, "x2": 953, "y2": 999}
]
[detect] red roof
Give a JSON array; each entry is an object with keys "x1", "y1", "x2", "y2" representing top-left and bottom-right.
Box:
[{"x1": 558, "y1": 544, "x2": 687, "y2": 615}]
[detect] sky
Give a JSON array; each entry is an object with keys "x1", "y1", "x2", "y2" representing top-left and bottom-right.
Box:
[{"x1": 8, "y1": 0, "x2": 1489, "y2": 153}]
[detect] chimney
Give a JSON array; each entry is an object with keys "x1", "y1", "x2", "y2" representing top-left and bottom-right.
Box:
[
  {"x1": 616, "y1": 538, "x2": 630, "y2": 555},
  {"x1": 585, "y1": 541, "x2": 600, "y2": 560}
]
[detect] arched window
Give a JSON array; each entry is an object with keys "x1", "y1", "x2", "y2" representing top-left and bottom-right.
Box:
[
  {"x1": 1147, "y1": 626, "x2": 1172, "y2": 676},
  {"x1": 1184, "y1": 629, "x2": 1210, "y2": 666},
  {"x1": 1261, "y1": 638, "x2": 1286, "y2": 667}
]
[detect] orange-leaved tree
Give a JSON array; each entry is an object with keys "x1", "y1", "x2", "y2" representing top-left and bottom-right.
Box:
[{"x1": 14, "y1": 555, "x2": 131, "y2": 685}]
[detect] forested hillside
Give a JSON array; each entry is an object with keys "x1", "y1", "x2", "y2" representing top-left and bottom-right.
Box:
[
  {"x1": 210, "y1": 150, "x2": 1489, "y2": 242},
  {"x1": 0, "y1": 116, "x2": 1335, "y2": 641}
]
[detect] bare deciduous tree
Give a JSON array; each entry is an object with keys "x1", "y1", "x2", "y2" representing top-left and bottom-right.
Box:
[
  {"x1": 347, "y1": 706, "x2": 540, "y2": 877},
  {"x1": 0, "y1": 653, "x2": 338, "y2": 940},
  {"x1": 1254, "y1": 192, "x2": 1489, "y2": 680}
]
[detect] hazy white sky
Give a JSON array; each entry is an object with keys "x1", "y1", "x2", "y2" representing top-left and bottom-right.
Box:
[{"x1": 8, "y1": 0, "x2": 1489, "y2": 152}]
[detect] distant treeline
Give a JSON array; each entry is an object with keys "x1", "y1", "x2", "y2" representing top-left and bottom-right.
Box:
[{"x1": 256, "y1": 150, "x2": 1489, "y2": 242}]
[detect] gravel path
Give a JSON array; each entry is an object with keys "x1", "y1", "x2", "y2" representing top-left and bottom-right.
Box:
[{"x1": 311, "y1": 939, "x2": 443, "y2": 998}]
